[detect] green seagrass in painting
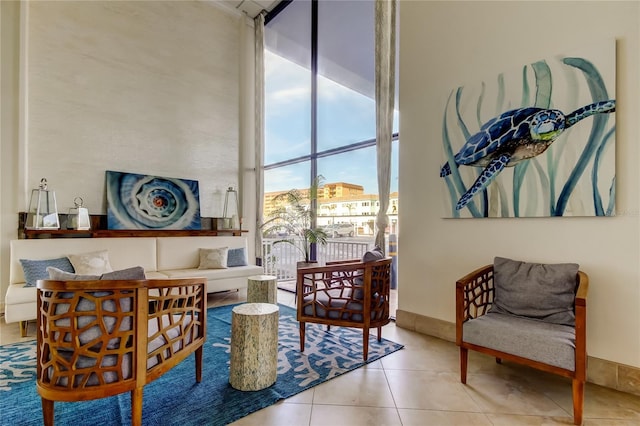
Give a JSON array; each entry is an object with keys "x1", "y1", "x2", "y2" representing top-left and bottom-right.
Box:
[{"x1": 440, "y1": 39, "x2": 616, "y2": 218}]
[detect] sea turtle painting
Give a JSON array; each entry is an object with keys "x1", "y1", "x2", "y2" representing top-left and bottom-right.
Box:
[{"x1": 440, "y1": 100, "x2": 616, "y2": 210}]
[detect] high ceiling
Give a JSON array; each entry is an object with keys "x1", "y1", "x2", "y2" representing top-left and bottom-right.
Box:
[
  {"x1": 215, "y1": 0, "x2": 282, "y2": 18},
  {"x1": 213, "y1": 0, "x2": 398, "y2": 105}
]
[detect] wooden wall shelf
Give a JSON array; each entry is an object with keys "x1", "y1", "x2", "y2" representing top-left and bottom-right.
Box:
[
  {"x1": 18, "y1": 212, "x2": 247, "y2": 239},
  {"x1": 22, "y1": 229, "x2": 247, "y2": 239}
]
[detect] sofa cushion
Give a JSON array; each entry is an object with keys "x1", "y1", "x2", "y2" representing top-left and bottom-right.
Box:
[
  {"x1": 463, "y1": 312, "x2": 576, "y2": 371},
  {"x1": 227, "y1": 247, "x2": 248, "y2": 267},
  {"x1": 161, "y1": 265, "x2": 261, "y2": 280},
  {"x1": 68, "y1": 250, "x2": 113, "y2": 275},
  {"x1": 490, "y1": 256, "x2": 579, "y2": 326},
  {"x1": 20, "y1": 257, "x2": 74, "y2": 287},
  {"x1": 198, "y1": 247, "x2": 228, "y2": 269}
]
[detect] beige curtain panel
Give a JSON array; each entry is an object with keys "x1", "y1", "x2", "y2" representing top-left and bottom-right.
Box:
[{"x1": 374, "y1": 0, "x2": 396, "y2": 252}]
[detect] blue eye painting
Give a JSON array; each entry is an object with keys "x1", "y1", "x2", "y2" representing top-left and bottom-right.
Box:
[{"x1": 106, "y1": 170, "x2": 201, "y2": 230}]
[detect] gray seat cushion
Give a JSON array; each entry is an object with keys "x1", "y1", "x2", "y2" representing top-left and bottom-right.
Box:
[
  {"x1": 463, "y1": 312, "x2": 576, "y2": 371},
  {"x1": 303, "y1": 289, "x2": 365, "y2": 321}
]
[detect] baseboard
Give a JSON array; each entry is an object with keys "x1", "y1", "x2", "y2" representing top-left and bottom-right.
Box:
[{"x1": 395, "y1": 309, "x2": 640, "y2": 397}]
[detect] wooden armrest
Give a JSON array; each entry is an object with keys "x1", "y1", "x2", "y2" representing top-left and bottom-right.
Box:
[
  {"x1": 37, "y1": 279, "x2": 145, "y2": 291},
  {"x1": 145, "y1": 277, "x2": 207, "y2": 288},
  {"x1": 326, "y1": 259, "x2": 361, "y2": 266},
  {"x1": 575, "y1": 271, "x2": 588, "y2": 306}
]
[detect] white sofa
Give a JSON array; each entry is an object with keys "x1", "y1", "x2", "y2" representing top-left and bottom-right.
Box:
[{"x1": 6, "y1": 236, "x2": 263, "y2": 334}]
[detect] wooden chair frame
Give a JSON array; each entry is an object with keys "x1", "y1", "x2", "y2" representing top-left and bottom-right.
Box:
[
  {"x1": 296, "y1": 258, "x2": 392, "y2": 361},
  {"x1": 455, "y1": 265, "x2": 588, "y2": 425},
  {"x1": 36, "y1": 278, "x2": 207, "y2": 426}
]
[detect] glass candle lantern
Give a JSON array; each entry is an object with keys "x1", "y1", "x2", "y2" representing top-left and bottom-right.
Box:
[
  {"x1": 223, "y1": 186, "x2": 240, "y2": 229},
  {"x1": 25, "y1": 178, "x2": 60, "y2": 230},
  {"x1": 67, "y1": 197, "x2": 91, "y2": 230}
]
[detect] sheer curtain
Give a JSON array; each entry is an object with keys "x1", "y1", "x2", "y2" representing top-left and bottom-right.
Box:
[
  {"x1": 374, "y1": 0, "x2": 396, "y2": 252},
  {"x1": 254, "y1": 12, "x2": 266, "y2": 264}
]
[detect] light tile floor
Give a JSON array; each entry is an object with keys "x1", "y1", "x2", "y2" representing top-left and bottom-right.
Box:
[{"x1": 2, "y1": 289, "x2": 639, "y2": 425}]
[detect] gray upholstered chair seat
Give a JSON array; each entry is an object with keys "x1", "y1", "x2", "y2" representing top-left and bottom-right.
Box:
[
  {"x1": 302, "y1": 289, "x2": 365, "y2": 321},
  {"x1": 463, "y1": 312, "x2": 575, "y2": 370}
]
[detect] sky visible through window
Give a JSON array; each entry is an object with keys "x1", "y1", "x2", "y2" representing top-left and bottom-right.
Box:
[{"x1": 265, "y1": 51, "x2": 398, "y2": 195}]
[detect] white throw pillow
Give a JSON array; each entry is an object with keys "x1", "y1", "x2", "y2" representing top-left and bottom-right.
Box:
[
  {"x1": 67, "y1": 250, "x2": 114, "y2": 275},
  {"x1": 198, "y1": 247, "x2": 229, "y2": 269}
]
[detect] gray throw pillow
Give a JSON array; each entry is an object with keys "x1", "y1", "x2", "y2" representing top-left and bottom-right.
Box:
[
  {"x1": 100, "y1": 266, "x2": 146, "y2": 280},
  {"x1": 490, "y1": 256, "x2": 579, "y2": 326},
  {"x1": 352, "y1": 246, "x2": 386, "y2": 300},
  {"x1": 363, "y1": 246, "x2": 384, "y2": 262},
  {"x1": 47, "y1": 266, "x2": 99, "y2": 281},
  {"x1": 227, "y1": 247, "x2": 248, "y2": 267}
]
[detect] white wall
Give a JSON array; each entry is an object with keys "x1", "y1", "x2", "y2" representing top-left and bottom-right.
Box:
[
  {"x1": 398, "y1": 1, "x2": 640, "y2": 367},
  {"x1": 0, "y1": 1, "x2": 252, "y2": 310}
]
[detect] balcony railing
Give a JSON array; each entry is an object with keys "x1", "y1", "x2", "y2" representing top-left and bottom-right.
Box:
[{"x1": 262, "y1": 238, "x2": 371, "y2": 280}]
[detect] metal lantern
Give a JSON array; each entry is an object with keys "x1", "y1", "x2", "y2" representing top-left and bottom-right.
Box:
[
  {"x1": 222, "y1": 186, "x2": 240, "y2": 230},
  {"x1": 67, "y1": 197, "x2": 91, "y2": 230},
  {"x1": 26, "y1": 178, "x2": 60, "y2": 230}
]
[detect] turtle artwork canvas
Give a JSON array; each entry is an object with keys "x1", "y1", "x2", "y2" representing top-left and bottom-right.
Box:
[{"x1": 440, "y1": 39, "x2": 616, "y2": 218}]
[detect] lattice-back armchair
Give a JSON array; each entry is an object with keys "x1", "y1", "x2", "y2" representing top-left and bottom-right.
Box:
[
  {"x1": 36, "y1": 277, "x2": 207, "y2": 426},
  {"x1": 297, "y1": 257, "x2": 392, "y2": 361},
  {"x1": 456, "y1": 257, "x2": 588, "y2": 425}
]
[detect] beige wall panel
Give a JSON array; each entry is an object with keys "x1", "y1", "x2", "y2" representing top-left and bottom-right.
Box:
[
  {"x1": 398, "y1": 1, "x2": 640, "y2": 367},
  {"x1": 25, "y1": 1, "x2": 240, "y2": 216}
]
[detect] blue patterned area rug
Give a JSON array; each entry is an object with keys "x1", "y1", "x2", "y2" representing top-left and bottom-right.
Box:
[{"x1": 0, "y1": 303, "x2": 403, "y2": 425}]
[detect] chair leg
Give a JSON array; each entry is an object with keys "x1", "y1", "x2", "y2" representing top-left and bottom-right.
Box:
[
  {"x1": 377, "y1": 326, "x2": 382, "y2": 342},
  {"x1": 131, "y1": 387, "x2": 144, "y2": 426},
  {"x1": 195, "y1": 346, "x2": 203, "y2": 383},
  {"x1": 41, "y1": 398, "x2": 54, "y2": 426},
  {"x1": 362, "y1": 326, "x2": 369, "y2": 361},
  {"x1": 460, "y1": 347, "x2": 468, "y2": 384},
  {"x1": 19, "y1": 321, "x2": 28, "y2": 337},
  {"x1": 299, "y1": 322, "x2": 306, "y2": 352},
  {"x1": 572, "y1": 379, "x2": 585, "y2": 425}
]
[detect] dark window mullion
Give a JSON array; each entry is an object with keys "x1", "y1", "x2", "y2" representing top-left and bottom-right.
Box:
[
  {"x1": 264, "y1": 133, "x2": 399, "y2": 170},
  {"x1": 310, "y1": 0, "x2": 319, "y2": 261}
]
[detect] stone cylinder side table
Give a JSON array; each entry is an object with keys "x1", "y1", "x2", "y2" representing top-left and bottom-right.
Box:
[
  {"x1": 229, "y1": 303, "x2": 279, "y2": 391},
  {"x1": 247, "y1": 275, "x2": 278, "y2": 304}
]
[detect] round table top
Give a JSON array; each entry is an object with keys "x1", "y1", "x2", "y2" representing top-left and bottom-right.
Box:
[
  {"x1": 247, "y1": 275, "x2": 277, "y2": 281},
  {"x1": 232, "y1": 302, "x2": 279, "y2": 316}
]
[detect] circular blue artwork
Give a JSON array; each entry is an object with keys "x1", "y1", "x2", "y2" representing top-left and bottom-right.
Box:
[{"x1": 106, "y1": 171, "x2": 201, "y2": 230}]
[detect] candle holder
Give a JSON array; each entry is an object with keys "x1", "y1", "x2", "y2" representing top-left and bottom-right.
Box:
[
  {"x1": 222, "y1": 186, "x2": 240, "y2": 230},
  {"x1": 25, "y1": 178, "x2": 60, "y2": 230}
]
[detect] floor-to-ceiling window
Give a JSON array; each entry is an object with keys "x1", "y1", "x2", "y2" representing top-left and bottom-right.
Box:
[{"x1": 263, "y1": 0, "x2": 399, "y2": 286}]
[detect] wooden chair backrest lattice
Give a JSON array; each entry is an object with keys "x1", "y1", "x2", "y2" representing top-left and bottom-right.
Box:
[
  {"x1": 296, "y1": 257, "x2": 392, "y2": 361},
  {"x1": 36, "y1": 278, "x2": 207, "y2": 426}
]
